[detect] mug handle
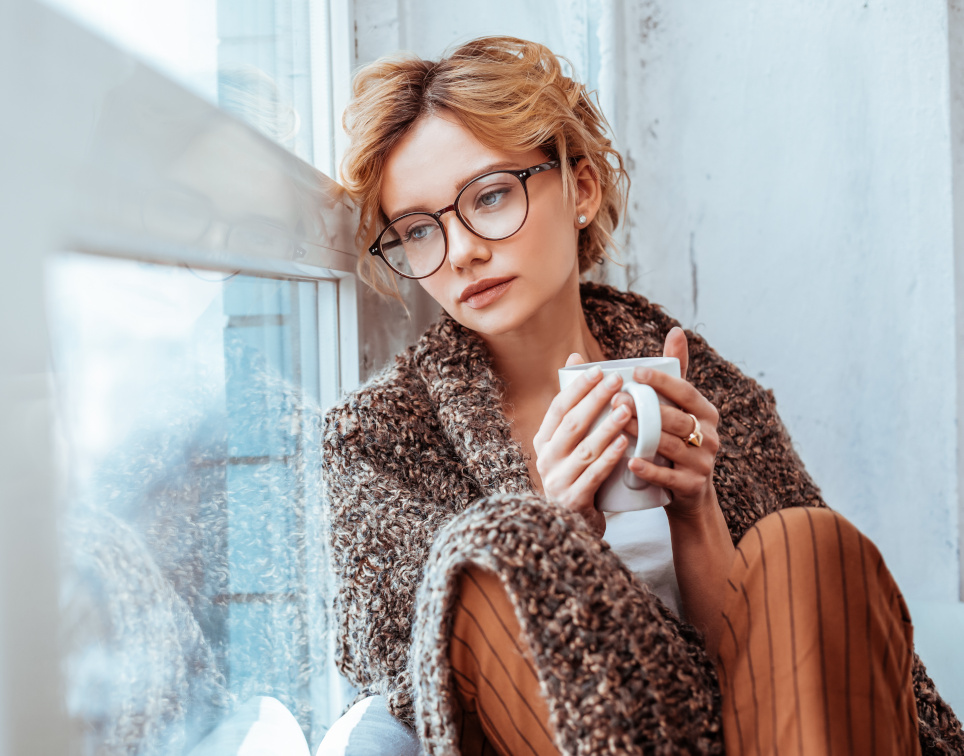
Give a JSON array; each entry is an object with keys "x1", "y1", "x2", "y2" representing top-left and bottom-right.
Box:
[{"x1": 619, "y1": 382, "x2": 661, "y2": 490}]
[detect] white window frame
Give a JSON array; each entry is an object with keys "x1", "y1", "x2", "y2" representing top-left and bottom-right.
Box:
[{"x1": 0, "y1": 0, "x2": 359, "y2": 752}]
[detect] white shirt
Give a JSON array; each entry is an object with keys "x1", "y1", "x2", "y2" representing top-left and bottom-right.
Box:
[{"x1": 605, "y1": 507, "x2": 681, "y2": 618}]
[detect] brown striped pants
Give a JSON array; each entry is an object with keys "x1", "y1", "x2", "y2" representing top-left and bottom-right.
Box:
[{"x1": 448, "y1": 507, "x2": 920, "y2": 755}]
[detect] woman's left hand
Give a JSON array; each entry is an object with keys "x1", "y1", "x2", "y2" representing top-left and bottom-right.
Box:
[{"x1": 611, "y1": 326, "x2": 721, "y2": 519}]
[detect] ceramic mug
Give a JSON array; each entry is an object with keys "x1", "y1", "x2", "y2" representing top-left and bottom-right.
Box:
[{"x1": 557, "y1": 356, "x2": 680, "y2": 512}]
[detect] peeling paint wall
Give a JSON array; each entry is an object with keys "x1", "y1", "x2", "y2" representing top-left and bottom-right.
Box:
[
  {"x1": 614, "y1": 1, "x2": 958, "y2": 606},
  {"x1": 350, "y1": 0, "x2": 961, "y2": 607},
  {"x1": 947, "y1": 0, "x2": 964, "y2": 606}
]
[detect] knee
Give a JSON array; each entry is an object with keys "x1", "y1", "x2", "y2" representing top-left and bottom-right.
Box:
[
  {"x1": 748, "y1": 506, "x2": 856, "y2": 550},
  {"x1": 738, "y1": 507, "x2": 880, "y2": 577}
]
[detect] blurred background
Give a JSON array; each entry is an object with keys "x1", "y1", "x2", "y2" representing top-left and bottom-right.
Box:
[{"x1": 2, "y1": 0, "x2": 962, "y2": 753}]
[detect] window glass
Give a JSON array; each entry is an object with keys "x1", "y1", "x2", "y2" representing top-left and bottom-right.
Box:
[
  {"x1": 43, "y1": 0, "x2": 326, "y2": 167},
  {"x1": 48, "y1": 251, "x2": 346, "y2": 753}
]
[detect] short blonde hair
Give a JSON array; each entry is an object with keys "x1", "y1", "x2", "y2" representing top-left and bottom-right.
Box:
[{"x1": 340, "y1": 36, "x2": 629, "y2": 297}]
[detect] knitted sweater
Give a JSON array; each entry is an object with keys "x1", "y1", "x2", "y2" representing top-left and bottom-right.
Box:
[{"x1": 322, "y1": 282, "x2": 963, "y2": 753}]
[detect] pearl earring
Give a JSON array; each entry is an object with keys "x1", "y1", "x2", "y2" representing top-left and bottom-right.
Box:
[{"x1": 578, "y1": 214, "x2": 587, "y2": 225}]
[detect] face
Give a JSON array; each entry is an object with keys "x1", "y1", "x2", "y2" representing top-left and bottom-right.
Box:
[{"x1": 379, "y1": 112, "x2": 593, "y2": 337}]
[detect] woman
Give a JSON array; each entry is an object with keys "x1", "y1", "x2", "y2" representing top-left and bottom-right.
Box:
[{"x1": 321, "y1": 36, "x2": 962, "y2": 754}]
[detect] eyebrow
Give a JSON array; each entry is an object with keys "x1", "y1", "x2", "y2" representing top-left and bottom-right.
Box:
[{"x1": 385, "y1": 160, "x2": 524, "y2": 220}]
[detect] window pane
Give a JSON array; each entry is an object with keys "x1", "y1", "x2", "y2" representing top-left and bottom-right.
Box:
[
  {"x1": 42, "y1": 0, "x2": 327, "y2": 165},
  {"x1": 48, "y1": 251, "x2": 342, "y2": 753}
]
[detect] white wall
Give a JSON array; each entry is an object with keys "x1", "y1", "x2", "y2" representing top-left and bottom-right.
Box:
[
  {"x1": 948, "y1": 0, "x2": 964, "y2": 616},
  {"x1": 615, "y1": 0, "x2": 959, "y2": 606}
]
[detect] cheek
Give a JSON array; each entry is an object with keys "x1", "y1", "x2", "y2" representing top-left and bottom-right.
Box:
[
  {"x1": 523, "y1": 199, "x2": 579, "y2": 266},
  {"x1": 416, "y1": 270, "x2": 448, "y2": 306}
]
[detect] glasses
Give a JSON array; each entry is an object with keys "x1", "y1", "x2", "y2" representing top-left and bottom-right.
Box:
[{"x1": 369, "y1": 160, "x2": 562, "y2": 279}]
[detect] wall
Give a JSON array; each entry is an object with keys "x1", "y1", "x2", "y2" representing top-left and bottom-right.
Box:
[
  {"x1": 613, "y1": 0, "x2": 959, "y2": 606},
  {"x1": 949, "y1": 0, "x2": 964, "y2": 607}
]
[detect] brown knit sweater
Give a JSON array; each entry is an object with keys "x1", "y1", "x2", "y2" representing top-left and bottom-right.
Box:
[{"x1": 322, "y1": 282, "x2": 962, "y2": 754}]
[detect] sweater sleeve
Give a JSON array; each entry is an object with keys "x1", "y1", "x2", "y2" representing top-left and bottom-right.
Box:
[
  {"x1": 683, "y1": 329, "x2": 827, "y2": 541},
  {"x1": 320, "y1": 367, "x2": 477, "y2": 724}
]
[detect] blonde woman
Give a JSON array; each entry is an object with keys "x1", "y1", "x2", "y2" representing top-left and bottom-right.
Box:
[{"x1": 321, "y1": 36, "x2": 961, "y2": 755}]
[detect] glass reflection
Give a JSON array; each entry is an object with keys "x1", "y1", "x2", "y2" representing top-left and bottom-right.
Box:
[{"x1": 48, "y1": 251, "x2": 338, "y2": 754}]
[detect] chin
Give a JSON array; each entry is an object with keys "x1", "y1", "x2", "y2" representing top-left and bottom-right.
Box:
[{"x1": 449, "y1": 297, "x2": 545, "y2": 338}]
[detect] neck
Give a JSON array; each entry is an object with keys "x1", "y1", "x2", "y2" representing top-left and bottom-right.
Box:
[{"x1": 479, "y1": 279, "x2": 606, "y2": 408}]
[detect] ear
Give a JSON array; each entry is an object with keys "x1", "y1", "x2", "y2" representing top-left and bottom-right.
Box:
[{"x1": 572, "y1": 158, "x2": 603, "y2": 228}]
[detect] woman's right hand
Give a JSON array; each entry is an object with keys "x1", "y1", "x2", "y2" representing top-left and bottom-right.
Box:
[{"x1": 532, "y1": 354, "x2": 633, "y2": 538}]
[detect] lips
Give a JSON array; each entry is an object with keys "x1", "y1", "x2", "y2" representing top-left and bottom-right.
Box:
[{"x1": 459, "y1": 277, "x2": 516, "y2": 306}]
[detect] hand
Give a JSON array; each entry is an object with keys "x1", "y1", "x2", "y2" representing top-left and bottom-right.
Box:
[
  {"x1": 611, "y1": 327, "x2": 721, "y2": 519},
  {"x1": 532, "y1": 354, "x2": 633, "y2": 538}
]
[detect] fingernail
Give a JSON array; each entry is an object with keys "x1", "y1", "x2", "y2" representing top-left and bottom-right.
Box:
[
  {"x1": 586, "y1": 366, "x2": 602, "y2": 381},
  {"x1": 612, "y1": 405, "x2": 629, "y2": 421},
  {"x1": 630, "y1": 458, "x2": 645, "y2": 473},
  {"x1": 604, "y1": 373, "x2": 621, "y2": 388},
  {"x1": 636, "y1": 368, "x2": 652, "y2": 382}
]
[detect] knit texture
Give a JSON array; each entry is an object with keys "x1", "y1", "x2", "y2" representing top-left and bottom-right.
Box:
[
  {"x1": 321, "y1": 281, "x2": 962, "y2": 753},
  {"x1": 412, "y1": 493, "x2": 723, "y2": 754}
]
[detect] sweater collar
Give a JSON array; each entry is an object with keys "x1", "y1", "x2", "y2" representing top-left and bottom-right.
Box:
[{"x1": 411, "y1": 282, "x2": 660, "y2": 498}]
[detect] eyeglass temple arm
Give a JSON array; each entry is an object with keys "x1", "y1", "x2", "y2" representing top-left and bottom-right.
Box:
[
  {"x1": 524, "y1": 160, "x2": 560, "y2": 176},
  {"x1": 522, "y1": 156, "x2": 581, "y2": 177}
]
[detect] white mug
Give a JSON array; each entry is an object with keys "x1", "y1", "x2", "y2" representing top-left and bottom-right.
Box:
[{"x1": 557, "y1": 356, "x2": 680, "y2": 512}]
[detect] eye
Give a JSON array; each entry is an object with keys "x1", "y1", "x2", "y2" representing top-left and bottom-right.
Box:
[
  {"x1": 404, "y1": 222, "x2": 438, "y2": 243},
  {"x1": 475, "y1": 186, "x2": 511, "y2": 210}
]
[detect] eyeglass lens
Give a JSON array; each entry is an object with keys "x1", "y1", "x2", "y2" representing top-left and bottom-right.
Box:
[{"x1": 380, "y1": 170, "x2": 529, "y2": 278}]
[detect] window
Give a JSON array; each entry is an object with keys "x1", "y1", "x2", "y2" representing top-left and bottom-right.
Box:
[
  {"x1": 42, "y1": 0, "x2": 345, "y2": 174},
  {"x1": 49, "y1": 254, "x2": 345, "y2": 750},
  {"x1": 2, "y1": 0, "x2": 359, "y2": 752}
]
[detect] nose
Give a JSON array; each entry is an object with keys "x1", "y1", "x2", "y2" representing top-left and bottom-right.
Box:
[{"x1": 442, "y1": 214, "x2": 490, "y2": 270}]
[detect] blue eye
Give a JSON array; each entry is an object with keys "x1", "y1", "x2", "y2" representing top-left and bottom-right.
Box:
[
  {"x1": 477, "y1": 187, "x2": 510, "y2": 209},
  {"x1": 404, "y1": 222, "x2": 437, "y2": 244}
]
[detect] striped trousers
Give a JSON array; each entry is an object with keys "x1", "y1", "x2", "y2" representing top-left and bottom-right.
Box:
[{"x1": 448, "y1": 507, "x2": 920, "y2": 755}]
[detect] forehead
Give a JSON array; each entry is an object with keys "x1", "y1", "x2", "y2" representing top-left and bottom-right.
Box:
[{"x1": 379, "y1": 112, "x2": 543, "y2": 218}]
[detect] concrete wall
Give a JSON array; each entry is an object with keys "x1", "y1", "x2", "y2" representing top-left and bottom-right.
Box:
[
  {"x1": 614, "y1": 0, "x2": 958, "y2": 608},
  {"x1": 948, "y1": 0, "x2": 964, "y2": 609}
]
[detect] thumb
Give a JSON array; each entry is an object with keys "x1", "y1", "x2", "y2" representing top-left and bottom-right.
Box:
[
  {"x1": 663, "y1": 327, "x2": 689, "y2": 380},
  {"x1": 565, "y1": 352, "x2": 587, "y2": 368}
]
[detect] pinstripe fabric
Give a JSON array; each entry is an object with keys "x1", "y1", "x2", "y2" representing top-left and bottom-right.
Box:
[
  {"x1": 450, "y1": 568, "x2": 557, "y2": 756},
  {"x1": 449, "y1": 508, "x2": 920, "y2": 755},
  {"x1": 717, "y1": 507, "x2": 920, "y2": 756}
]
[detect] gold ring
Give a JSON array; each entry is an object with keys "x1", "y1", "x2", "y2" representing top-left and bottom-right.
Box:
[{"x1": 683, "y1": 413, "x2": 703, "y2": 448}]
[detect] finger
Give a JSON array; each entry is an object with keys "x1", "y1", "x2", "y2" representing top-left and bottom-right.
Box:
[
  {"x1": 565, "y1": 352, "x2": 587, "y2": 368},
  {"x1": 550, "y1": 372, "x2": 629, "y2": 456},
  {"x1": 632, "y1": 368, "x2": 718, "y2": 421},
  {"x1": 568, "y1": 433, "x2": 629, "y2": 502},
  {"x1": 619, "y1": 402, "x2": 702, "y2": 439},
  {"x1": 609, "y1": 393, "x2": 639, "y2": 441},
  {"x1": 537, "y1": 364, "x2": 605, "y2": 445},
  {"x1": 662, "y1": 326, "x2": 689, "y2": 380},
  {"x1": 660, "y1": 406, "x2": 702, "y2": 439},
  {"x1": 550, "y1": 397, "x2": 634, "y2": 487},
  {"x1": 653, "y1": 431, "x2": 716, "y2": 472},
  {"x1": 626, "y1": 456, "x2": 706, "y2": 499}
]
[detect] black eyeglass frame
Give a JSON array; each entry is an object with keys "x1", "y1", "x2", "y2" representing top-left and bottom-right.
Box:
[{"x1": 369, "y1": 159, "x2": 565, "y2": 280}]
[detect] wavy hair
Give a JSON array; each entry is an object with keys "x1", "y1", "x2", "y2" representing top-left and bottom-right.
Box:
[{"x1": 340, "y1": 36, "x2": 629, "y2": 298}]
